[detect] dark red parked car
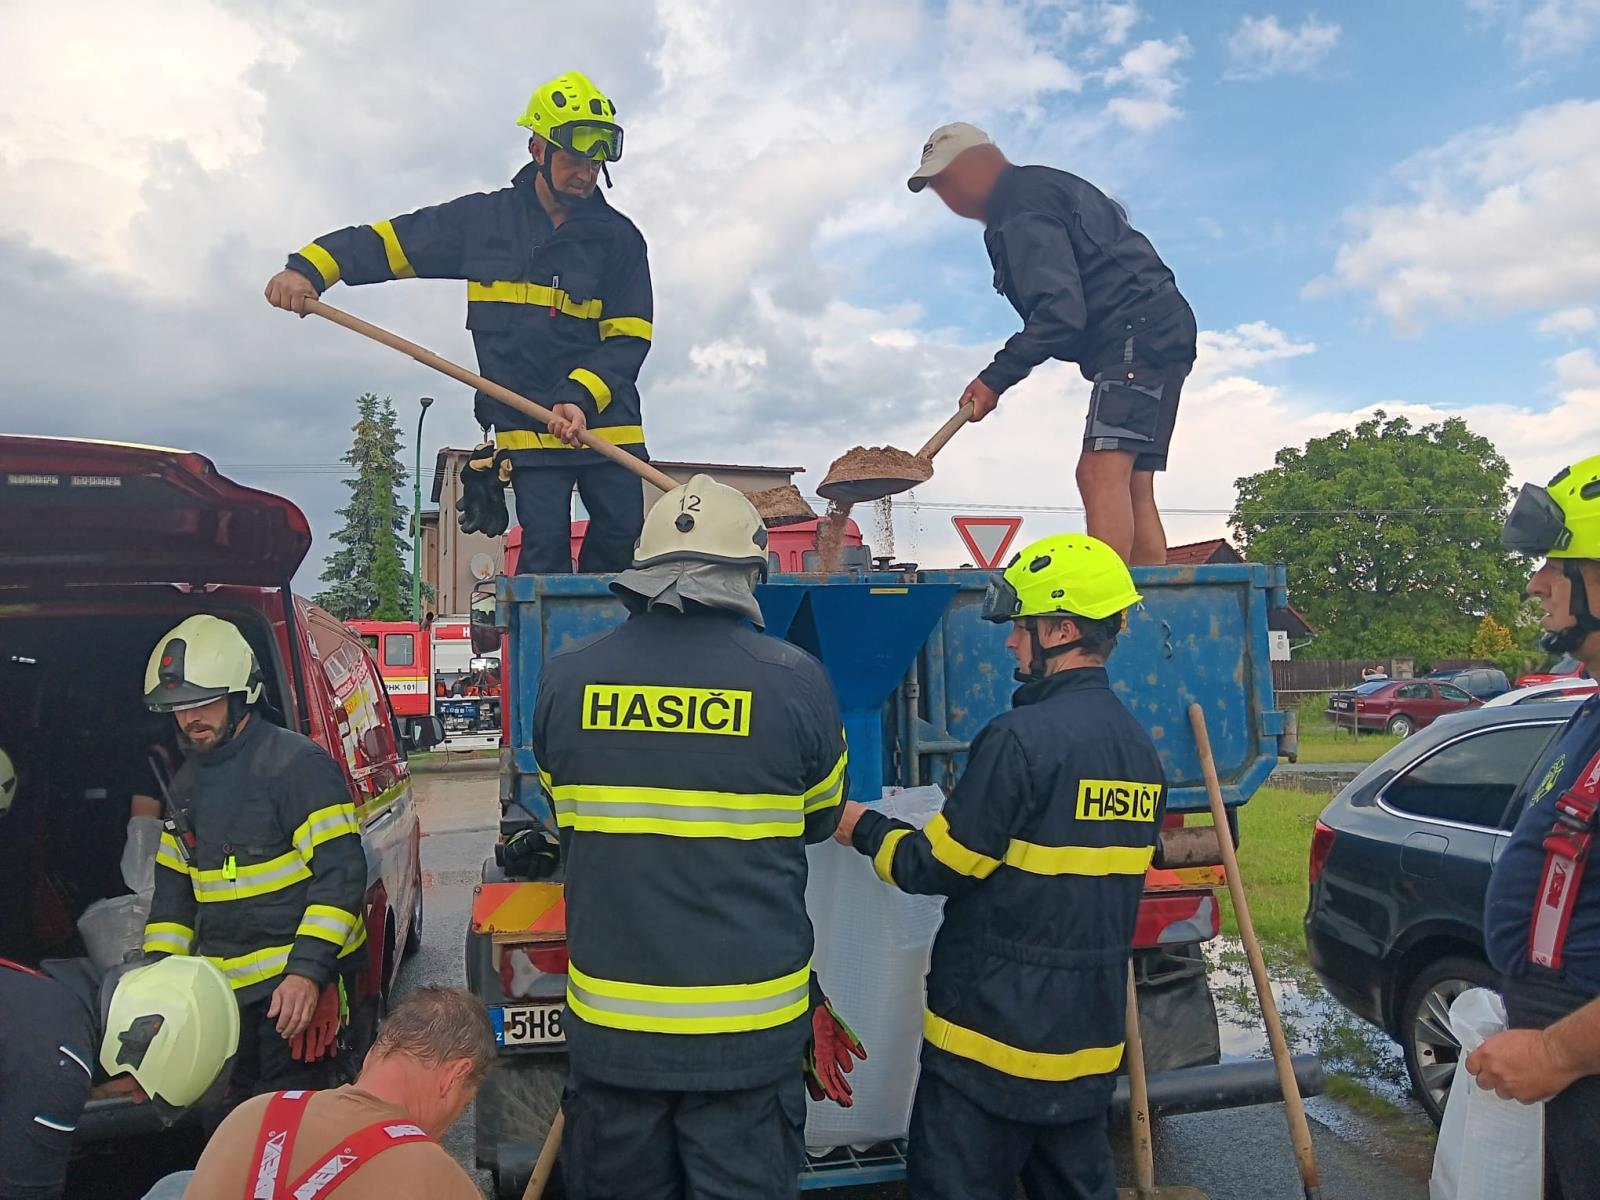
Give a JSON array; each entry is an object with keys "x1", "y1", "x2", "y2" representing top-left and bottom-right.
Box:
[{"x1": 1325, "y1": 678, "x2": 1482, "y2": 737}]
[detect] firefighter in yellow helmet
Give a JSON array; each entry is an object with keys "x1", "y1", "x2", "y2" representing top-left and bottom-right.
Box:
[
  {"x1": 836, "y1": 534, "x2": 1163, "y2": 1200},
  {"x1": 139, "y1": 615, "x2": 368, "y2": 1128},
  {"x1": 1472, "y1": 455, "x2": 1600, "y2": 1199},
  {"x1": 266, "y1": 70, "x2": 653, "y2": 576},
  {"x1": 532, "y1": 476, "x2": 863, "y2": 1198}
]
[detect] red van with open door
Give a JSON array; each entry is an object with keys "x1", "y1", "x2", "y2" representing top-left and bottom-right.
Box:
[{"x1": 0, "y1": 435, "x2": 437, "y2": 1143}]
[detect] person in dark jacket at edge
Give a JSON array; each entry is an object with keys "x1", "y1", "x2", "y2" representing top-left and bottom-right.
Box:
[
  {"x1": 908, "y1": 123, "x2": 1197, "y2": 567},
  {"x1": 264, "y1": 70, "x2": 651, "y2": 574},
  {"x1": 139, "y1": 614, "x2": 369, "y2": 1127},
  {"x1": 532, "y1": 476, "x2": 866, "y2": 1199},
  {"x1": 836, "y1": 533, "x2": 1165, "y2": 1200},
  {"x1": 1474, "y1": 453, "x2": 1600, "y2": 1200}
]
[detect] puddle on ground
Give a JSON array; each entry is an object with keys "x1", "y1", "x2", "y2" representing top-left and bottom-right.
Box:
[{"x1": 1206, "y1": 938, "x2": 1424, "y2": 1139}]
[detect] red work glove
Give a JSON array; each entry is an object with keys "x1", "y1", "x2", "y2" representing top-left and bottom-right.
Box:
[
  {"x1": 804, "y1": 998, "x2": 867, "y2": 1107},
  {"x1": 290, "y1": 982, "x2": 342, "y2": 1063}
]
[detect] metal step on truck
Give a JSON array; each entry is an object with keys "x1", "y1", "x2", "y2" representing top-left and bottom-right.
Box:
[{"x1": 463, "y1": 556, "x2": 1315, "y2": 1198}]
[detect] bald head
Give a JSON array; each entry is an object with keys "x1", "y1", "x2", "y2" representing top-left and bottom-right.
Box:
[{"x1": 928, "y1": 144, "x2": 1010, "y2": 221}]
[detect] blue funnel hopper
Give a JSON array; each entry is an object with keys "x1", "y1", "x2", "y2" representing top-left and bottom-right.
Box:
[{"x1": 767, "y1": 583, "x2": 958, "y2": 801}]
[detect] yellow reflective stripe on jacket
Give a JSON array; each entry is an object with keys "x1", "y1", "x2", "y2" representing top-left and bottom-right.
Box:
[
  {"x1": 297, "y1": 903, "x2": 360, "y2": 947},
  {"x1": 551, "y1": 782, "x2": 806, "y2": 840},
  {"x1": 599, "y1": 316, "x2": 652, "y2": 341},
  {"x1": 371, "y1": 219, "x2": 416, "y2": 280},
  {"x1": 569, "y1": 367, "x2": 612, "y2": 413},
  {"x1": 495, "y1": 425, "x2": 646, "y2": 452},
  {"x1": 206, "y1": 944, "x2": 293, "y2": 991},
  {"x1": 1002, "y1": 841, "x2": 1155, "y2": 877},
  {"x1": 924, "y1": 1010, "x2": 1125, "y2": 1082},
  {"x1": 293, "y1": 803, "x2": 360, "y2": 861},
  {"x1": 802, "y1": 749, "x2": 848, "y2": 815},
  {"x1": 297, "y1": 242, "x2": 341, "y2": 287},
  {"x1": 466, "y1": 280, "x2": 603, "y2": 320},
  {"x1": 874, "y1": 828, "x2": 912, "y2": 885},
  {"x1": 156, "y1": 831, "x2": 189, "y2": 874},
  {"x1": 336, "y1": 918, "x2": 369, "y2": 959},
  {"x1": 191, "y1": 849, "x2": 311, "y2": 903},
  {"x1": 142, "y1": 922, "x2": 196, "y2": 956},
  {"x1": 567, "y1": 962, "x2": 811, "y2": 1034},
  {"x1": 926, "y1": 813, "x2": 1002, "y2": 880}
]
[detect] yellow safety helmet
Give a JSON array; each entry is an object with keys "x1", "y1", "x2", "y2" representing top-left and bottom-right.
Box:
[
  {"x1": 632, "y1": 474, "x2": 769, "y2": 573},
  {"x1": 1503, "y1": 454, "x2": 1600, "y2": 653},
  {"x1": 983, "y1": 534, "x2": 1142, "y2": 624},
  {"x1": 143, "y1": 614, "x2": 263, "y2": 713},
  {"x1": 99, "y1": 957, "x2": 240, "y2": 1121},
  {"x1": 0, "y1": 746, "x2": 15, "y2": 818},
  {"x1": 516, "y1": 71, "x2": 623, "y2": 163}
]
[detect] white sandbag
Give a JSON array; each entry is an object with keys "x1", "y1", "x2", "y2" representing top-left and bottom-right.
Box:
[
  {"x1": 804, "y1": 785, "x2": 946, "y2": 1152},
  {"x1": 1429, "y1": 988, "x2": 1544, "y2": 1200},
  {"x1": 121, "y1": 815, "x2": 162, "y2": 895},
  {"x1": 78, "y1": 816, "x2": 163, "y2": 970}
]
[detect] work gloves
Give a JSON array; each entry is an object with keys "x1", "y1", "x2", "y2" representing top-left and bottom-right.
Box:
[
  {"x1": 457, "y1": 440, "x2": 512, "y2": 538},
  {"x1": 804, "y1": 993, "x2": 868, "y2": 1107},
  {"x1": 290, "y1": 981, "x2": 344, "y2": 1063}
]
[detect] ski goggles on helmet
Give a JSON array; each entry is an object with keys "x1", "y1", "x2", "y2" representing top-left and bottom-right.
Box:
[
  {"x1": 1501, "y1": 483, "x2": 1574, "y2": 556},
  {"x1": 548, "y1": 120, "x2": 623, "y2": 164},
  {"x1": 981, "y1": 575, "x2": 1022, "y2": 624}
]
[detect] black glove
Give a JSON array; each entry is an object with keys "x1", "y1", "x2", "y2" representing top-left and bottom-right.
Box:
[{"x1": 457, "y1": 441, "x2": 511, "y2": 537}]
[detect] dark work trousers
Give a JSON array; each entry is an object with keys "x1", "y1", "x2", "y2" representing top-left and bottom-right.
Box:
[
  {"x1": 201, "y1": 996, "x2": 335, "y2": 1135},
  {"x1": 907, "y1": 1069, "x2": 1115, "y2": 1200},
  {"x1": 0, "y1": 970, "x2": 97, "y2": 1200},
  {"x1": 1505, "y1": 978, "x2": 1600, "y2": 1200},
  {"x1": 559, "y1": 1070, "x2": 806, "y2": 1200},
  {"x1": 511, "y1": 456, "x2": 644, "y2": 575}
]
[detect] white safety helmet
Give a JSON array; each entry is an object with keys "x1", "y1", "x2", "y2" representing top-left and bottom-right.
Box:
[
  {"x1": 143, "y1": 615, "x2": 263, "y2": 713},
  {"x1": 100, "y1": 957, "x2": 240, "y2": 1120},
  {"x1": 0, "y1": 747, "x2": 15, "y2": 818},
  {"x1": 633, "y1": 474, "x2": 769, "y2": 574}
]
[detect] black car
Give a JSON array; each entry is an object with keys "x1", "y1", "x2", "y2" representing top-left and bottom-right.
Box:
[
  {"x1": 1304, "y1": 700, "x2": 1582, "y2": 1121},
  {"x1": 1427, "y1": 666, "x2": 1512, "y2": 701}
]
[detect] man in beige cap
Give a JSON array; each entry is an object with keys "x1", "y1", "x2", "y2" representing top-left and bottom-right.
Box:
[{"x1": 909, "y1": 123, "x2": 1196, "y2": 566}]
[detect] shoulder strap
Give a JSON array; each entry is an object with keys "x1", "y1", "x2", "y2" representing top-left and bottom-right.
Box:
[
  {"x1": 279, "y1": 1116, "x2": 433, "y2": 1199},
  {"x1": 1530, "y1": 744, "x2": 1600, "y2": 970},
  {"x1": 245, "y1": 1090, "x2": 315, "y2": 1200},
  {"x1": 0, "y1": 957, "x2": 44, "y2": 978}
]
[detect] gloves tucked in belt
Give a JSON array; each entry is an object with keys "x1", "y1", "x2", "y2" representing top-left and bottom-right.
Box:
[
  {"x1": 290, "y1": 981, "x2": 344, "y2": 1063},
  {"x1": 804, "y1": 995, "x2": 867, "y2": 1107},
  {"x1": 457, "y1": 440, "x2": 512, "y2": 537}
]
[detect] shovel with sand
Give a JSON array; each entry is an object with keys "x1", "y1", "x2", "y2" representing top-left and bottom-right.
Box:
[
  {"x1": 816, "y1": 402, "x2": 976, "y2": 505},
  {"x1": 301, "y1": 298, "x2": 815, "y2": 527}
]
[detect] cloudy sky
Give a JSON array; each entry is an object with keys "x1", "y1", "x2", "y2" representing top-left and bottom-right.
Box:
[{"x1": 3, "y1": 0, "x2": 1598, "y2": 580}]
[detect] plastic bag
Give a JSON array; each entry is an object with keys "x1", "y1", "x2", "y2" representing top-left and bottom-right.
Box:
[
  {"x1": 803, "y1": 785, "x2": 946, "y2": 1153},
  {"x1": 1429, "y1": 988, "x2": 1544, "y2": 1200},
  {"x1": 77, "y1": 816, "x2": 162, "y2": 970}
]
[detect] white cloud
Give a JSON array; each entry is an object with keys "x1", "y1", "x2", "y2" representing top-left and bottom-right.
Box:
[
  {"x1": 1101, "y1": 37, "x2": 1190, "y2": 131},
  {"x1": 1472, "y1": 0, "x2": 1600, "y2": 59},
  {"x1": 1224, "y1": 14, "x2": 1341, "y2": 80},
  {"x1": 1537, "y1": 306, "x2": 1599, "y2": 335},
  {"x1": 1315, "y1": 99, "x2": 1600, "y2": 334}
]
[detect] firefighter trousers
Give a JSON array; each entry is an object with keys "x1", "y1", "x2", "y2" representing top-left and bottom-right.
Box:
[
  {"x1": 559, "y1": 1070, "x2": 806, "y2": 1200},
  {"x1": 907, "y1": 1069, "x2": 1116, "y2": 1200},
  {"x1": 201, "y1": 997, "x2": 336, "y2": 1134},
  {"x1": 511, "y1": 456, "x2": 644, "y2": 575}
]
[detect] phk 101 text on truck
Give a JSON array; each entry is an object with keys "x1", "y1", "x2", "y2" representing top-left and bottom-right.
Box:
[{"x1": 464, "y1": 550, "x2": 1317, "y2": 1197}]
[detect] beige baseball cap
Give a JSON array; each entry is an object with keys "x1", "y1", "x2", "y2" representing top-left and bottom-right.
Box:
[{"x1": 907, "y1": 122, "x2": 994, "y2": 192}]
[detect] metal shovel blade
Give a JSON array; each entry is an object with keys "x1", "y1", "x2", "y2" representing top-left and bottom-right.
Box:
[
  {"x1": 815, "y1": 446, "x2": 934, "y2": 505},
  {"x1": 815, "y1": 474, "x2": 922, "y2": 505}
]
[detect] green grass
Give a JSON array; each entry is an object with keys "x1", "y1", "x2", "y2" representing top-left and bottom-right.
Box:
[
  {"x1": 1289, "y1": 724, "x2": 1404, "y2": 764},
  {"x1": 1218, "y1": 786, "x2": 1328, "y2": 949}
]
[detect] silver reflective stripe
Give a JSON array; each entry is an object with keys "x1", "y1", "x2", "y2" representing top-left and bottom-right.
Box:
[
  {"x1": 555, "y1": 798, "x2": 799, "y2": 826},
  {"x1": 294, "y1": 810, "x2": 358, "y2": 858},
  {"x1": 191, "y1": 856, "x2": 310, "y2": 900},
  {"x1": 34, "y1": 1115, "x2": 76, "y2": 1132},
  {"x1": 58, "y1": 1045, "x2": 91, "y2": 1077},
  {"x1": 804, "y1": 775, "x2": 845, "y2": 814},
  {"x1": 299, "y1": 911, "x2": 355, "y2": 940},
  {"x1": 208, "y1": 945, "x2": 292, "y2": 987},
  {"x1": 567, "y1": 978, "x2": 810, "y2": 1022}
]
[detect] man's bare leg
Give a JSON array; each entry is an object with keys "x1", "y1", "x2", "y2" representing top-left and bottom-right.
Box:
[
  {"x1": 1130, "y1": 470, "x2": 1167, "y2": 566},
  {"x1": 1076, "y1": 449, "x2": 1136, "y2": 561}
]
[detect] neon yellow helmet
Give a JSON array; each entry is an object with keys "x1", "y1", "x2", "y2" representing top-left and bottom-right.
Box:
[
  {"x1": 983, "y1": 534, "x2": 1142, "y2": 624},
  {"x1": 99, "y1": 957, "x2": 240, "y2": 1120},
  {"x1": 143, "y1": 614, "x2": 263, "y2": 713},
  {"x1": 516, "y1": 71, "x2": 623, "y2": 164},
  {"x1": 1503, "y1": 454, "x2": 1600, "y2": 653}
]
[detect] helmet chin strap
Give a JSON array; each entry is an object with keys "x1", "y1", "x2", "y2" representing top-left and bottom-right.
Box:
[
  {"x1": 1541, "y1": 561, "x2": 1600, "y2": 655},
  {"x1": 188, "y1": 695, "x2": 251, "y2": 753},
  {"x1": 1014, "y1": 619, "x2": 1086, "y2": 684}
]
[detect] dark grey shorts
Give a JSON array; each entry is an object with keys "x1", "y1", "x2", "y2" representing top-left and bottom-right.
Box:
[{"x1": 1083, "y1": 357, "x2": 1190, "y2": 473}]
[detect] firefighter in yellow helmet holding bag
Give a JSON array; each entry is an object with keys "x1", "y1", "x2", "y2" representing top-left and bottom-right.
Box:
[
  {"x1": 837, "y1": 534, "x2": 1165, "y2": 1200},
  {"x1": 265, "y1": 70, "x2": 653, "y2": 575}
]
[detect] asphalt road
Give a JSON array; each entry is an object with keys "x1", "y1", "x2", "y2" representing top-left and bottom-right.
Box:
[{"x1": 65, "y1": 770, "x2": 1436, "y2": 1198}]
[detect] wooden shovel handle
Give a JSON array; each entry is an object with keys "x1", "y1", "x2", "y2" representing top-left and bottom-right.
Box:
[
  {"x1": 917, "y1": 402, "x2": 976, "y2": 461},
  {"x1": 304, "y1": 298, "x2": 679, "y2": 495},
  {"x1": 522, "y1": 1108, "x2": 564, "y2": 1199},
  {"x1": 1190, "y1": 703, "x2": 1322, "y2": 1197},
  {"x1": 1124, "y1": 962, "x2": 1156, "y2": 1191}
]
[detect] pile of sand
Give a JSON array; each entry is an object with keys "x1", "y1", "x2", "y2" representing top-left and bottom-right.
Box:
[{"x1": 818, "y1": 445, "x2": 931, "y2": 495}]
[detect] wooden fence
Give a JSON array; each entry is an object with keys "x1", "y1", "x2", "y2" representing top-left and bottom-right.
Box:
[{"x1": 1271, "y1": 657, "x2": 1415, "y2": 697}]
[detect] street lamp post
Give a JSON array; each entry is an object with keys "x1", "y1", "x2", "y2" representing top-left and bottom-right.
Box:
[{"x1": 412, "y1": 396, "x2": 434, "y2": 626}]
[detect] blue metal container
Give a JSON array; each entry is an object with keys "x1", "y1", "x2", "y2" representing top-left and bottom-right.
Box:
[{"x1": 497, "y1": 563, "x2": 1287, "y2": 825}]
